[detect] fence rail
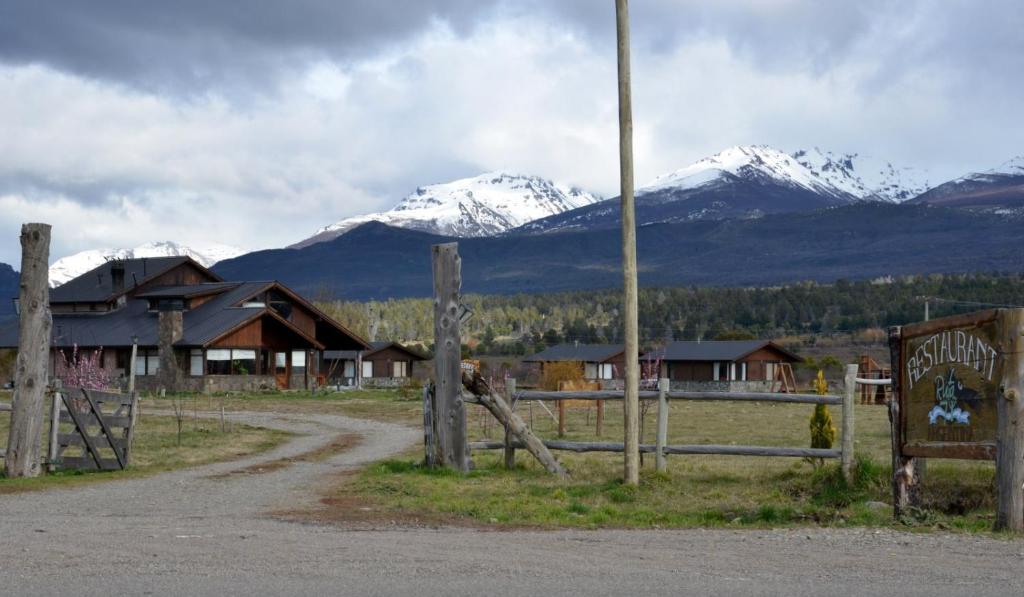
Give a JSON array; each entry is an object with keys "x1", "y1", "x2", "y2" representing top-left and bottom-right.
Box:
[{"x1": 467, "y1": 364, "x2": 864, "y2": 481}]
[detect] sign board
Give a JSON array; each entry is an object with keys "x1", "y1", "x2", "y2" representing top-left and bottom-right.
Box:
[{"x1": 898, "y1": 310, "x2": 1001, "y2": 460}]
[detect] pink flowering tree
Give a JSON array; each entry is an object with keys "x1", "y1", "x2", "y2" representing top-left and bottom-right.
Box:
[{"x1": 56, "y1": 345, "x2": 112, "y2": 390}]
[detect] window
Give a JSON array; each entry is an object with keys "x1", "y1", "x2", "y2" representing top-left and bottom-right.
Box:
[
  {"x1": 392, "y1": 361, "x2": 408, "y2": 378},
  {"x1": 729, "y1": 362, "x2": 737, "y2": 381},
  {"x1": 343, "y1": 360, "x2": 355, "y2": 378},
  {"x1": 361, "y1": 360, "x2": 373, "y2": 378},
  {"x1": 712, "y1": 362, "x2": 721, "y2": 381},
  {"x1": 740, "y1": 362, "x2": 747, "y2": 381},
  {"x1": 291, "y1": 350, "x2": 306, "y2": 371},
  {"x1": 584, "y1": 362, "x2": 597, "y2": 379},
  {"x1": 275, "y1": 352, "x2": 287, "y2": 371},
  {"x1": 599, "y1": 363, "x2": 614, "y2": 380},
  {"x1": 765, "y1": 362, "x2": 775, "y2": 383},
  {"x1": 134, "y1": 348, "x2": 160, "y2": 376},
  {"x1": 190, "y1": 349, "x2": 203, "y2": 376},
  {"x1": 232, "y1": 349, "x2": 257, "y2": 375},
  {"x1": 206, "y1": 349, "x2": 231, "y2": 375}
]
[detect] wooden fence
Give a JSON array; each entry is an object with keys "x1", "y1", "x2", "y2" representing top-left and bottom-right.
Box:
[{"x1": 468, "y1": 364, "x2": 867, "y2": 481}]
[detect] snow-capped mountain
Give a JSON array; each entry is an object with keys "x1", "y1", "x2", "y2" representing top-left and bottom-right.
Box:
[
  {"x1": 49, "y1": 241, "x2": 244, "y2": 287},
  {"x1": 524, "y1": 144, "x2": 928, "y2": 233},
  {"x1": 909, "y1": 156, "x2": 1024, "y2": 215},
  {"x1": 639, "y1": 145, "x2": 928, "y2": 202},
  {"x1": 293, "y1": 172, "x2": 601, "y2": 248},
  {"x1": 639, "y1": 145, "x2": 859, "y2": 201},
  {"x1": 790, "y1": 148, "x2": 931, "y2": 202}
]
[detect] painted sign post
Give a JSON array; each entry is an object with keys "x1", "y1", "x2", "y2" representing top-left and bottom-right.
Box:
[{"x1": 889, "y1": 309, "x2": 1024, "y2": 531}]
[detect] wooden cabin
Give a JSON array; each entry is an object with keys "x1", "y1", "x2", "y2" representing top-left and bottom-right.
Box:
[
  {"x1": 644, "y1": 340, "x2": 800, "y2": 383},
  {"x1": 522, "y1": 343, "x2": 626, "y2": 381},
  {"x1": 0, "y1": 257, "x2": 369, "y2": 393}
]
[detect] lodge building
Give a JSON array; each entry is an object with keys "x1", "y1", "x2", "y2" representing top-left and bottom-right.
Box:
[{"x1": 0, "y1": 257, "x2": 369, "y2": 393}]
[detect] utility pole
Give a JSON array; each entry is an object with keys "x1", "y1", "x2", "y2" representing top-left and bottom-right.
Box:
[{"x1": 615, "y1": 0, "x2": 640, "y2": 485}]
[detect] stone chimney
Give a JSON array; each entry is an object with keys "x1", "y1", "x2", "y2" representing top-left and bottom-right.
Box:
[{"x1": 157, "y1": 308, "x2": 184, "y2": 391}]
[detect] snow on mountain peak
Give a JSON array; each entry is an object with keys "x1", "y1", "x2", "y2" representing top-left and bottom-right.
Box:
[
  {"x1": 49, "y1": 241, "x2": 244, "y2": 287},
  {"x1": 639, "y1": 144, "x2": 928, "y2": 203},
  {"x1": 305, "y1": 171, "x2": 601, "y2": 243},
  {"x1": 989, "y1": 156, "x2": 1024, "y2": 176},
  {"x1": 791, "y1": 147, "x2": 931, "y2": 202},
  {"x1": 639, "y1": 145, "x2": 853, "y2": 200}
]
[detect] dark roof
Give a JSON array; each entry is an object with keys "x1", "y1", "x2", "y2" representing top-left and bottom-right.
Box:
[
  {"x1": 644, "y1": 340, "x2": 800, "y2": 362},
  {"x1": 0, "y1": 280, "x2": 366, "y2": 351},
  {"x1": 49, "y1": 257, "x2": 220, "y2": 304},
  {"x1": 364, "y1": 341, "x2": 430, "y2": 360},
  {"x1": 522, "y1": 343, "x2": 624, "y2": 363},
  {"x1": 324, "y1": 350, "x2": 360, "y2": 360},
  {"x1": 135, "y1": 282, "x2": 241, "y2": 299}
]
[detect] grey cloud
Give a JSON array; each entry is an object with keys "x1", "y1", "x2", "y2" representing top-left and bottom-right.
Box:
[{"x1": 0, "y1": 0, "x2": 494, "y2": 92}]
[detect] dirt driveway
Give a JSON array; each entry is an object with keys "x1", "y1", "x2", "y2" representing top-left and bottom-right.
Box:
[{"x1": 0, "y1": 410, "x2": 1021, "y2": 597}]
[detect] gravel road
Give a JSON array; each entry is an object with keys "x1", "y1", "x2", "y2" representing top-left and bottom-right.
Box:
[{"x1": 1, "y1": 410, "x2": 1021, "y2": 597}]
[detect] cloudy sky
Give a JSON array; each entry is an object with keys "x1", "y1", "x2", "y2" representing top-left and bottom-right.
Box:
[{"x1": 1, "y1": 1, "x2": 1021, "y2": 265}]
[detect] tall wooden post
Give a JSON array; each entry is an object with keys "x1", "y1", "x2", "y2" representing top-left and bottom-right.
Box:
[
  {"x1": 616, "y1": 0, "x2": 640, "y2": 486},
  {"x1": 996, "y1": 308, "x2": 1024, "y2": 532},
  {"x1": 431, "y1": 243, "x2": 468, "y2": 472},
  {"x1": 841, "y1": 363, "x2": 857, "y2": 483},
  {"x1": 5, "y1": 223, "x2": 52, "y2": 478}
]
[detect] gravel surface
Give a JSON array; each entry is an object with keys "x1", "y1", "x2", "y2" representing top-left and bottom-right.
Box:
[{"x1": 1, "y1": 410, "x2": 1022, "y2": 597}]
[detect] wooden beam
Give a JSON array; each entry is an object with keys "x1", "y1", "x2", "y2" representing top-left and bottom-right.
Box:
[
  {"x1": 470, "y1": 440, "x2": 841, "y2": 459},
  {"x1": 996, "y1": 308, "x2": 1024, "y2": 532},
  {"x1": 463, "y1": 372, "x2": 567, "y2": 478},
  {"x1": 515, "y1": 389, "x2": 841, "y2": 405},
  {"x1": 431, "y1": 243, "x2": 468, "y2": 472},
  {"x1": 504, "y1": 378, "x2": 516, "y2": 469},
  {"x1": 5, "y1": 223, "x2": 52, "y2": 478}
]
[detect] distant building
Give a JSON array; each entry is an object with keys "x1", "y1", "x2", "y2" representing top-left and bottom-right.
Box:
[
  {"x1": 323, "y1": 340, "x2": 429, "y2": 387},
  {"x1": 0, "y1": 257, "x2": 368, "y2": 393},
  {"x1": 644, "y1": 340, "x2": 800, "y2": 384},
  {"x1": 523, "y1": 343, "x2": 625, "y2": 380}
]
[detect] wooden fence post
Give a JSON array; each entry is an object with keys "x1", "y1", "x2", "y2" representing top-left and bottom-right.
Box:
[
  {"x1": 656, "y1": 377, "x2": 669, "y2": 473},
  {"x1": 842, "y1": 363, "x2": 857, "y2": 483},
  {"x1": 5, "y1": 223, "x2": 52, "y2": 478},
  {"x1": 558, "y1": 398, "x2": 566, "y2": 438},
  {"x1": 504, "y1": 378, "x2": 517, "y2": 469},
  {"x1": 996, "y1": 308, "x2": 1024, "y2": 532},
  {"x1": 422, "y1": 383, "x2": 436, "y2": 467},
  {"x1": 431, "y1": 243, "x2": 468, "y2": 472},
  {"x1": 888, "y1": 325, "x2": 918, "y2": 518},
  {"x1": 46, "y1": 380, "x2": 61, "y2": 473}
]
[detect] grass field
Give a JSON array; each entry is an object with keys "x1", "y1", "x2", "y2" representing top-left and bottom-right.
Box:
[
  {"x1": 317, "y1": 392, "x2": 999, "y2": 532},
  {"x1": 0, "y1": 391, "x2": 290, "y2": 493}
]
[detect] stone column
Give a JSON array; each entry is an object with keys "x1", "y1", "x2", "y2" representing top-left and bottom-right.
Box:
[{"x1": 157, "y1": 310, "x2": 184, "y2": 392}]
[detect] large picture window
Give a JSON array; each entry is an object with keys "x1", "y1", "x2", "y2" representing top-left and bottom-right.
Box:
[
  {"x1": 205, "y1": 348, "x2": 260, "y2": 375},
  {"x1": 206, "y1": 349, "x2": 231, "y2": 375}
]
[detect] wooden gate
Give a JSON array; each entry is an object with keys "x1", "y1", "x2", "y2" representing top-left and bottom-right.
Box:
[{"x1": 51, "y1": 387, "x2": 138, "y2": 471}]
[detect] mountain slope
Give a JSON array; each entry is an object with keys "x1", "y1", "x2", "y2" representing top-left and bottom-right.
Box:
[
  {"x1": 908, "y1": 157, "x2": 1024, "y2": 214},
  {"x1": 294, "y1": 172, "x2": 600, "y2": 248},
  {"x1": 790, "y1": 148, "x2": 931, "y2": 202},
  {"x1": 49, "y1": 241, "x2": 243, "y2": 287},
  {"x1": 523, "y1": 145, "x2": 865, "y2": 233},
  {"x1": 213, "y1": 203, "x2": 1024, "y2": 301}
]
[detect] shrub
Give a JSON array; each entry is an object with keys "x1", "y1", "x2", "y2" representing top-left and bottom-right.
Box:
[
  {"x1": 809, "y1": 370, "x2": 836, "y2": 467},
  {"x1": 56, "y1": 345, "x2": 112, "y2": 390},
  {"x1": 541, "y1": 361, "x2": 584, "y2": 391}
]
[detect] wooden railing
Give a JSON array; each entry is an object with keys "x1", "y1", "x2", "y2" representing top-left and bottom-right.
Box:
[{"x1": 468, "y1": 364, "x2": 865, "y2": 481}]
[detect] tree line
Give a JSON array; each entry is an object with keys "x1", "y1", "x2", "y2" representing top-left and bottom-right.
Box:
[{"x1": 316, "y1": 273, "x2": 1024, "y2": 356}]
